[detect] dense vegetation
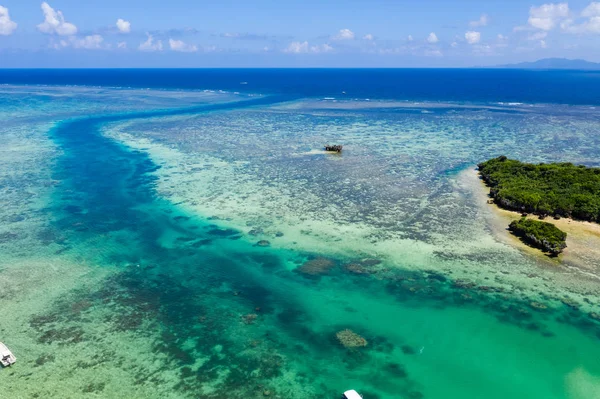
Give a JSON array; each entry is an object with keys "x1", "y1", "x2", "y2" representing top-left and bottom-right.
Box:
[
  {"x1": 508, "y1": 217, "x2": 567, "y2": 255},
  {"x1": 478, "y1": 156, "x2": 600, "y2": 222}
]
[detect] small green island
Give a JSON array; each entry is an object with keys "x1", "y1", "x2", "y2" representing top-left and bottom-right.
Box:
[
  {"x1": 508, "y1": 217, "x2": 567, "y2": 256},
  {"x1": 478, "y1": 156, "x2": 600, "y2": 255},
  {"x1": 478, "y1": 156, "x2": 600, "y2": 221}
]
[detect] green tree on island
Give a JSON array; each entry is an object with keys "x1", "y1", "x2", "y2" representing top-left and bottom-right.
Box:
[{"x1": 478, "y1": 156, "x2": 600, "y2": 222}]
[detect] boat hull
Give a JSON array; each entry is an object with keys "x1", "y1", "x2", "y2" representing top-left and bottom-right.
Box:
[{"x1": 0, "y1": 342, "x2": 16, "y2": 367}]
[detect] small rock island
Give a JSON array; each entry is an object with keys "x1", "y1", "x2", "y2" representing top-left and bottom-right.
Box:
[
  {"x1": 478, "y1": 156, "x2": 600, "y2": 255},
  {"x1": 508, "y1": 217, "x2": 567, "y2": 256}
]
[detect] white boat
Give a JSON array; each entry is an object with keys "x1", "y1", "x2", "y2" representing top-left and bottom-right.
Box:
[
  {"x1": 0, "y1": 342, "x2": 16, "y2": 367},
  {"x1": 342, "y1": 390, "x2": 363, "y2": 399}
]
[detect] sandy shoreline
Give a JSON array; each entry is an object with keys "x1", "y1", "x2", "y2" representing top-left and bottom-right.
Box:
[{"x1": 467, "y1": 168, "x2": 600, "y2": 280}]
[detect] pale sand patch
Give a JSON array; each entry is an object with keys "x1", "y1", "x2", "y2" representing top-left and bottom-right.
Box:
[{"x1": 565, "y1": 367, "x2": 600, "y2": 399}]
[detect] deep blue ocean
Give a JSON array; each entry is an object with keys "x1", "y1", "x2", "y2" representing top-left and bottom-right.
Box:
[{"x1": 2, "y1": 68, "x2": 600, "y2": 105}]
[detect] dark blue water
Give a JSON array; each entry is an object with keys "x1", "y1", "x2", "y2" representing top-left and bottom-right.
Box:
[{"x1": 2, "y1": 69, "x2": 600, "y2": 105}]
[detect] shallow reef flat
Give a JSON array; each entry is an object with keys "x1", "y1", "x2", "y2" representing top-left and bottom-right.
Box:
[
  {"x1": 1, "y1": 87, "x2": 600, "y2": 398},
  {"x1": 105, "y1": 100, "x2": 600, "y2": 297}
]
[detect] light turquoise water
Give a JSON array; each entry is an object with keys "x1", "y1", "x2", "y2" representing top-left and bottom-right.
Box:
[{"x1": 1, "y1": 86, "x2": 600, "y2": 399}]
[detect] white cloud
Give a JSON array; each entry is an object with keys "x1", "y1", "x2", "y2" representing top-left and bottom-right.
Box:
[
  {"x1": 541, "y1": 39, "x2": 548, "y2": 48},
  {"x1": 116, "y1": 18, "x2": 131, "y2": 33},
  {"x1": 139, "y1": 33, "x2": 163, "y2": 51},
  {"x1": 37, "y1": 2, "x2": 77, "y2": 36},
  {"x1": 71, "y1": 34, "x2": 104, "y2": 49},
  {"x1": 0, "y1": 6, "x2": 17, "y2": 36},
  {"x1": 582, "y1": 2, "x2": 600, "y2": 17},
  {"x1": 451, "y1": 41, "x2": 458, "y2": 48},
  {"x1": 561, "y1": 18, "x2": 574, "y2": 30},
  {"x1": 283, "y1": 41, "x2": 333, "y2": 54},
  {"x1": 333, "y1": 28, "x2": 355, "y2": 40},
  {"x1": 561, "y1": 3, "x2": 600, "y2": 33},
  {"x1": 563, "y1": 16, "x2": 600, "y2": 33},
  {"x1": 117, "y1": 41, "x2": 127, "y2": 49},
  {"x1": 407, "y1": 35, "x2": 413, "y2": 41},
  {"x1": 469, "y1": 14, "x2": 489, "y2": 27},
  {"x1": 427, "y1": 32, "x2": 438, "y2": 43},
  {"x1": 528, "y1": 31, "x2": 548, "y2": 40},
  {"x1": 315, "y1": 43, "x2": 333, "y2": 53},
  {"x1": 51, "y1": 34, "x2": 104, "y2": 50},
  {"x1": 284, "y1": 41, "x2": 309, "y2": 53},
  {"x1": 528, "y1": 3, "x2": 569, "y2": 31},
  {"x1": 497, "y1": 34, "x2": 507, "y2": 40},
  {"x1": 465, "y1": 31, "x2": 481, "y2": 44},
  {"x1": 363, "y1": 33, "x2": 374, "y2": 40},
  {"x1": 169, "y1": 38, "x2": 198, "y2": 52}
]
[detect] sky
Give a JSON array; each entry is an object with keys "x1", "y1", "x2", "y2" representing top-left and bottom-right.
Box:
[{"x1": 0, "y1": 0, "x2": 599, "y2": 67}]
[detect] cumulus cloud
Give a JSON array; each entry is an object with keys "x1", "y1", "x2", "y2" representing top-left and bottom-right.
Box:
[
  {"x1": 528, "y1": 31, "x2": 548, "y2": 40},
  {"x1": 528, "y1": 3, "x2": 569, "y2": 31},
  {"x1": 561, "y1": 3, "x2": 600, "y2": 34},
  {"x1": 427, "y1": 32, "x2": 439, "y2": 43},
  {"x1": 465, "y1": 31, "x2": 481, "y2": 44},
  {"x1": 139, "y1": 33, "x2": 163, "y2": 51},
  {"x1": 71, "y1": 34, "x2": 104, "y2": 49},
  {"x1": 37, "y1": 2, "x2": 77, "y2": 36},
  {"x1": 51, "y1": 34, "x2": 104, "y2": 50},
  {"x1": 284, "y1": 41, "x2": 333, "y2": 53},
  {"x1": 469, "y1": 14, "x2": 489, "y2": 27},
  {"x1": 407, "y1": 34, "x2": 413, "y2": 41},
  {"x1": 363, "y1": 33, "x2": 374, "y2": 40},
  {"x1": 0, "y1": 6, "x2": 17, "y2": 36},
  {"x1": 284, "y1": 41, "x2": 308, "y2": 53},
  {"x1": 316, "y1": 43, "x2": 334, "y2": 52},
  {"x1": 169, "y1": 38, "x2": 198, "y2": 52},
  {"x1": 116, "y1": 18, "x2": 131, "y2": 33},
  {"x1": 563, "y1": 16, "x2": 600, "y2": 33},
  {"x1": 582, "y1": 2, "x2": 600, "y2": 17},
  {"x1": 333, "y1": 28, "x2": 355, "y2": 40}
]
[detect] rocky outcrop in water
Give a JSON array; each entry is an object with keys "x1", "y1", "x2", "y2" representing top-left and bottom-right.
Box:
[
  {"x1": 295, "y1": 257, "x2": 336, "y2": 276},
  {"x1": 336, "y1": 329, "x2": 368, "y2": 348}
]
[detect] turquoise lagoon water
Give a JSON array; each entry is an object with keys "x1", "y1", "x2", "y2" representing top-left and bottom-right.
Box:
[{"x1": 1, "y1": 78, "x2": 600, "y2": 399}]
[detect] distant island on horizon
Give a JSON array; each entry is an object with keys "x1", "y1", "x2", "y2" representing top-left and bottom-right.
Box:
[{"x1": 490, "y1": 58, "x2": 600, "y2": 70}]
